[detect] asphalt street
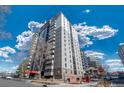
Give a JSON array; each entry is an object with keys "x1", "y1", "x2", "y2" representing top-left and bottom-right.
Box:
[
  {"x1": 0, "y1": 78, "x2": 37, "y2": 87},
  {"x1": 0, "y1": 78, "x2": 124, "y2": 87}
]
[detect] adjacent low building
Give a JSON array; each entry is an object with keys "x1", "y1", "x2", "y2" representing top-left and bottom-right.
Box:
[{"x1": 85, "y1": 57, "x2": 102, "y2": 78}]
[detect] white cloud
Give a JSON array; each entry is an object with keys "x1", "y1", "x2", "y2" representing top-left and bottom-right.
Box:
[
  {"x1": 0, "y1": 46, "x2": 16, "y2": 58},
  {"x1": 14, "y1": 21, "x2": 45, "y2": 66},
  {"x1": 74, "y1": 23, "x2": 118, "y2": 48},
  {"x1": 15, "y1": 21, "x2": 44, "y2": 51},
  {"x1": 0, "y1": 6, "x2": 12, "y2": 40},
  {"x1": 1, "y1": 59, "x2": 12, "y2": 62},
  {"x1": 28, "y1": 21, "x2": 44, "y2": 32},
  {"x1": 105, "y1": 59, "x2": 122, "y2": 67},
  {"x1": 119, "y1": 42, "x2": 124, "y2": 46},
  {"x1": 15, "y1": 31, "x2": 34, "y2": 50},
  {"x1": 80, "y1": 22, "x2": 87, "y2": 25},
  {"x1": 1, "y1": 58, "x2": 15, "y2": 64},
  {"x1": 0, "y1": 51, "x2": 8, "y2": 58},
  {"x1": 105, "y1": 59, "x2": 121, "y2": 63},
  {"x1": 12, "y1": 65, "x2": 19, "y2": 70},
  {"x1": 104, "y1": 59, "x2": 124, "y2": 72},
  {"x1": 85, "y1": 50, "x2": 105, "y2": 60},
  {"x1": 83, "y1": 9, "x2": 90, "y2": 13},
  {"x1": 0, "y1": 65, "x2": 19, "y2": 73},
  {"x1": 78, "y1": 35, "x2": 93, "y2": 48},
  {"x1": 0, "y1": 46, "x2": 16, "y2": 53},
  {"x1": 115, "y1": 51, "x2": 118, "y2": 54}
]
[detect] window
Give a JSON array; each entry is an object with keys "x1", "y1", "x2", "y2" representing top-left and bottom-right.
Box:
[
  {"x1": 64, "y1": 39, "x2": 66, "y2": 42},
  {"x1": 64, "y1": 35, "x2": 66, "y2": 38},
  {"x1": 70, "y1": 65, "x2": 72, "y2": 68},
  {"x1": 65, "y1": 48, "x2": 66, "y2": 51},
  {"x1": 65, "y1": 63, "x2": 67, "y2": 67},
  {"x1": 64, "y1": 44, "x2": 66, "y2": 47},
  {"x1": 65, "y1": 53, "x2": 66, "y2": 56},
  {"x1": 78, "y1": 67, "x2": 79, "y2": 69},
  {"x1": 65, "y1": 58, "x2": 67, "y2": 61},
  {"x1": 77, "y1": 62, "x2": 79, "y2": 65}
]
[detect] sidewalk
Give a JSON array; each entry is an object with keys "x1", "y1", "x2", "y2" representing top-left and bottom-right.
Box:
[{"x1": 31, "y1": 80, "x2": 97, "y2": 87}]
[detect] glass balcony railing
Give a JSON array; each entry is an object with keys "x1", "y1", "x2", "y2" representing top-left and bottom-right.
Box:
[
  {"x1": 44, "y1": 71, "x2": 53, "y2": 76},
  {"x1": 48, "y1": 38, "x2": 55, "y2": 43},
  {"x1": 45, "y1": 60, "x2": 54, "y2": 65},
  {"x1": 45, "y1": 65, "x2": 54, "y2": 70},
  {"x1": 46, "y1": 55, "x2": 54, "y2": 60},
  {"x1": 49, "y1": 34, "x2": 56, "y2": 40},
  {"x1": 49, "y1": 30, "x2": 56, "y2": 35}
]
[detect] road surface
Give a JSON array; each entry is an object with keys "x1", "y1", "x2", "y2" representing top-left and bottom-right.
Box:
[
  {"x1": 0, "y1": 78, "x2": 38, "y2": 87},
  {"x1": 0, "y1": 78, "x2": 98, "y2": 87},
  {"x1": 1, "y1": 78, "x2": 123, "y2": 87}
]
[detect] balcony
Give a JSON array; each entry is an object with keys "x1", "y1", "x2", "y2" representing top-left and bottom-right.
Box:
[
  {"x1": 46, "y1": 47, "x2": 55, "y2": 57},
  {"x1": 46, "y1": 55, "x2": 54, "y2": 60},
  {"x1": 44, "y1": 71, "x2": 53, "y2": 76},
  {"x1": 45, "y1": 65, "x2": 54, "y2": 70},
  {"x1": 48, "y1": 45, "x2": 55, "y2": 50},
  {"x1": 49, "y1": 25, "x2": 56, "y2": 30},
  {"x1": 46, "y1": 49, "x2": 55, "y2": 55},
  {"x1": 50, "y1": 50, "x2": 55, "y2": 54},
  {"x1": 49, "y1": 34, "x2": 56, "y2": 40},
  {"x1": 48, "y1": 38, "x2": 55, "y2": 43},
  {"x1": 46, "y1": 60, "x2": 54, "y2": 65},
  {"x1": 49, "y1": 30, "x2": 56, "y2": 34}
]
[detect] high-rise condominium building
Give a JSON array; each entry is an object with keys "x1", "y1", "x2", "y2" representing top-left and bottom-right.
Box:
[
  {"x1": 118, "y1": 43, "x2": 124, "y2": 65},
  {"x1": 29, "y1": 13, "x2": 83, "y2": 80}
]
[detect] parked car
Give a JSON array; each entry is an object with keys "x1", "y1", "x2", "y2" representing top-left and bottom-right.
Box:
[{"x1": 5, "y1": 76, "x2": 13, "y2": 80}]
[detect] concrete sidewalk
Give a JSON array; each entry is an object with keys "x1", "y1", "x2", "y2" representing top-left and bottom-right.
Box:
[{"x1": 31, "y1": 81, "x2": 97, "y2": 87}]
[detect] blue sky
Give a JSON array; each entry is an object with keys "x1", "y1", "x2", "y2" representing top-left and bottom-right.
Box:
[{"x1": 0, "y1": 5, "x2": 124, "y2": 72}]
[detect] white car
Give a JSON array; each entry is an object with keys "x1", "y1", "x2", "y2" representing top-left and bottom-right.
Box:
[{"x1": 6, "y1": 76, "x2": 13, "y2": 80}]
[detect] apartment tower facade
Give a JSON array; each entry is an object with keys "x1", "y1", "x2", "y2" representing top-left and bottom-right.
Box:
[{"x1": 29, "y1": 13, "x2": 83, "y2": 80}]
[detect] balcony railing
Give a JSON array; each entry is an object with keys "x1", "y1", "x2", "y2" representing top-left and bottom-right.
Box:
[
  {"x1": 46, "y1": 55, "x2": 54, "y2": 60},
  {"x1": 49, "y1": 34, "x2": 56, "y2": 40},
  {"x1": 48, "y1": 38, "x2": 55, "y2": 43},
  {"x1": 45, "y1": 65, "x2": 54, "y2": 70},
  {"x1": 44, "y1": 71, "x2": 53, "y2": 76},
  {"x1": 49, "y1": 30, "x2": 56, "y2": 35},
  {"x1": 45, "y1": 60, "x2": 54, "y2": 65}
]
